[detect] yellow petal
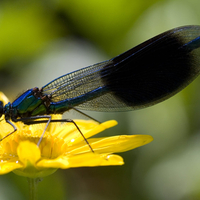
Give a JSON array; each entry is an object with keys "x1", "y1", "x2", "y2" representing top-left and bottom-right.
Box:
[
  {"x1": 83, "y1": 120, "x2": 118, "y2": 139},
  {"x1": 91, "y1": 135, "x2": 153, "y2": 153},
  {"x1": 0, "y1": 92, "x2": 9, "y2": 104},
  {"x1": 37, "y1": 152, "x2": 123, "y2": 169},
  {"x1": 99, "y1": 154, "x2": 124, "y2": 166},
  {"x1": 0, "y1": 161, "x2": 22, "y2": 174},
  {"x1": 68, "y1": 135, "x2": 153, "y2": 154},
  {"x1": 66, "y1": 153, "x2": 124, "y2": 167},
  {"x1": 66, "y1": 120, "x2": 118, "y2": 146}
]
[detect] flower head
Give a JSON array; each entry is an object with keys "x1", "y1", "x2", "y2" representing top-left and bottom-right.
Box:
[{"x1": 0, "y1": 92, "x2": 153, "y2": 178}]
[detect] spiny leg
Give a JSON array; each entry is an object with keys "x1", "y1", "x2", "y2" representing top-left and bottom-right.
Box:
[
  {"x1": 13, "y1": 115, "x2": 52, "y2": 147},
  {"x1": 64, "y1": 119, "x2": 94, "y2": 153},
  {"x1": 36, "y1": 115, "x2": 51, "y2": 146},
  {"x1": 25, "y1": 118, "x2": 94, "y2": 153},
  {"x1": 0, "y1": 119, "x2": 17, "y2": 141},
  {"x1": 72, "y1": 108, "x2": 100, "y2": 123}
]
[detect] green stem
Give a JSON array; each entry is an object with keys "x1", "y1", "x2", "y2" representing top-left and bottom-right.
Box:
[{"x1": 27, "y1": 177, "x2": 41, "y2": 200}]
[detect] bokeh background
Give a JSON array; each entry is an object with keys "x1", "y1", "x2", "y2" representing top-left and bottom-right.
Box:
[{"x1": 1, "y1": 0, "x2": 200, "y2": 199}]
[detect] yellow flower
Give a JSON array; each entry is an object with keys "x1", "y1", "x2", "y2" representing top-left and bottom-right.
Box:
[{"x1": 0, "y1": 92, "x2": 153, "y2": 178}]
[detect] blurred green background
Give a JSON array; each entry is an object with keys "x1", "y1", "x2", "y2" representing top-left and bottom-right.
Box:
[{"x1": 1, "y1": 0, "x2": 200, "y2": 199}]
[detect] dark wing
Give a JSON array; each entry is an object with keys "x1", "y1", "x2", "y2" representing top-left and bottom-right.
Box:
[{"x1": 42, "y1": 25, "x2": 200, "y2": 111}]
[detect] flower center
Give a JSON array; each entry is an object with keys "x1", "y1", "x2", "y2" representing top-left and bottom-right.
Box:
[{"x1": 0, "y1": 127, "x2": 68, "y2": 160}]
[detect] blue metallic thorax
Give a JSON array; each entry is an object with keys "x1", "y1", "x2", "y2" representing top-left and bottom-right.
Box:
[{"x1": 4, "y1": 89, "x2": 48, "y2": 120}]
